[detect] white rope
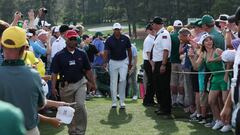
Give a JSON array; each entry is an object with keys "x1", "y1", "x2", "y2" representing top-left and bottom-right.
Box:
[{"x1": 172, "y1": 69, "x2": 233, "y2": 74}]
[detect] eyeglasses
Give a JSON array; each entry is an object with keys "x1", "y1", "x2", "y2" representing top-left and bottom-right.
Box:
[
  {"x1": 114, "y1": 28, "x2": 120, "y2": 31},
  {"x1": 69, "y1": 37, "x2": 77, "y2": 41}
]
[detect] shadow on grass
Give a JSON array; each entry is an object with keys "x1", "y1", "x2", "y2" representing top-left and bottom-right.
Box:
[
  {"x1": 144, "y1": 107, "x2": 179, "y2": 135},
  {"x1": 187, "y1": 122, "x2": 234, "y2": 135},
  {"x1": 39, "y1": 123, "x2": 66, "y2": 135},
  {"x1": 125, "y1": 100, "x2": 138, "y2": 104},
  {"x1": 100, "y1": 108, "x2": 133, "y2": 129}
]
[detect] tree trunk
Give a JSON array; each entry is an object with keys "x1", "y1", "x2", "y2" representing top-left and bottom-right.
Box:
[
  {"x1": 132, "y1": 22, "x2": 137, "y2": 39},
  {"x1": 128, "y1": 24, "x2": 132, "y2": 37}
]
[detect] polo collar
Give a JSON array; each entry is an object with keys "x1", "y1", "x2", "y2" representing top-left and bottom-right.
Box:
[{"x1": 2, "y1": 59, "x2": 25, "y2": 66}]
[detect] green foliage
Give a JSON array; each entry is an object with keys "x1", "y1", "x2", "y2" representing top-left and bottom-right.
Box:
[
  {"x1": 0, "y1": 0, "x2": 239, "y2": 28},
  {"x1": 211, "y1": 0, "x2": 240, "y2": 18},
  {"x1": 0, "y1": 0, "x2": 17, "y2": 22}
]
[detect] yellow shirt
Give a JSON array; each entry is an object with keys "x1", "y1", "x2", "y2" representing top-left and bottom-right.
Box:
[{"x1": 22, "y1": 51, "x2": 46, "y2": 77}]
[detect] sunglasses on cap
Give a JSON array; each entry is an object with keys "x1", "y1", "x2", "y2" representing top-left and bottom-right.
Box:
[{"x1": 68, "y1": 37, "x2": 77, "y2": 41}]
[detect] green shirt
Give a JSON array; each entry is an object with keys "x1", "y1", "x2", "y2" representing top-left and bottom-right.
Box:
[
  {"x1": 210, "y1": 28, "x2": 225, "y2": 50},
  {"x1": 0, "y1": 60, "x2": 45, "y2": 130},
  {"x1": 0, "y1": 100, "x2": 25, "y2": 135},
  {"x1": 170, "y1": 31, "x2": 181, "y2": 63}
]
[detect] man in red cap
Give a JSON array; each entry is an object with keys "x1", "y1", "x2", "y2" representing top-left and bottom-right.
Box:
[{"x1": 51, "y1": 30, "x2": 96, "y2": 135}]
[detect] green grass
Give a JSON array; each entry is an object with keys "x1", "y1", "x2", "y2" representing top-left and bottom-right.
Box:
[
  {"x1": 39, "y1": 29, "x2": 234, "y2": 135},
  {"x1": 39, "y1": 98, "x2": 234, "y2": 135}
]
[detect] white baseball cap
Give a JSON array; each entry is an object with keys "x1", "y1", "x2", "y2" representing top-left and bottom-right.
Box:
[
  {"x1": 221, "y1": 50, "x2": 236, "y2": 62},
  {"x1": 37, "y1": 29, "x2": 48, "y2": 37},
  {"x1": 173, "y1": 20, "x2": 183, "y2": 27},
  {"x1": 56, "y1": 106, "x2": 75, "y2": 124},
  {"x1": 113, "y1": 23, "x2": 122, "y2": 29},
  {"x1": 197, "y1": 33, "x2": 212, "y2": 45},
  {"x1": 54, "y1": 26, "x2": 60, "y2": 33}
]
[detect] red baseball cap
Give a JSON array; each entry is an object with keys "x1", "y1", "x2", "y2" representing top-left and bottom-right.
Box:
[{"x1": 65, "y1": 30, "x2": 79, "y2": 39}]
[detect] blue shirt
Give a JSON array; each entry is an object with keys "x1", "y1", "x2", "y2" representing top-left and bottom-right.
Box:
[
  {"x1": 130, "y1": 44, "x2": 137, "y2": 65},
  {"x1": 31, "y1": 40, "x2": 47, "y2": 58},
  {"x1": 92, "y1": 38, "x2": 105, "y2": 65},
  {"x1": 105, "y1": 34, "x2": 131, "y2": 60},
  {"x1": 183, "y1": 44, "x2": 192, "y2": 69},
  {"x1": 51, "y1": 48, "x2": 91, "y2": 83},
  {"x1": 0, "y1": 47, "x2": 3, "y2": 65}
]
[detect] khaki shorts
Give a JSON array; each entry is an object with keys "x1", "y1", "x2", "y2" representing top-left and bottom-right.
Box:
[
  {"x1": 200, "y1": 92, "x2": 208, "y2": 107},
  {"x1": 170, "y1": 63, "x2": 183, "y2": 87}
]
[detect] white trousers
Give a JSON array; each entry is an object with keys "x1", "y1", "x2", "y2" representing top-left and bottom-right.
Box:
[{"x1": 109, "y1": 58, "x2": 128, "y2": 104}]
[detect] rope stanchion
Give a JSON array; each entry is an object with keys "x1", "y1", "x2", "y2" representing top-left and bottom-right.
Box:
[{"x1": 172, "y1": 69, "x2": 233, "y2": 74}]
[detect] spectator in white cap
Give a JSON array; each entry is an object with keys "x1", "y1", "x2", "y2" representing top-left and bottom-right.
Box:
[
  {"x1": 50, "y1": 26, "x2": 60, "y2": 46},
  {"x1": 51, "y1": 24, "x2": 69, "y2": 59},
  {"x1": 173, "y1": 20, "x2": 183, "y2": 27},
  {"x1": 170, "y1": 20, "x2": 184, "y2": 108},
  {"x1": 104, "y1": 22, "x2": 132, "y2": 109},
  {"x1": 29, "y1": 29, "x2": 50, "y2": 59},
  {"x1": 215, "y1": 14, "x2": 229, "y2": 33}
]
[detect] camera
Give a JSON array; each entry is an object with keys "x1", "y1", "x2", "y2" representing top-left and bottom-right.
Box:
[
  {"x1": 16, "y1": 12, "x2": 23, "y2": 18},
  {"x1": 41, "y1": 8, "x2": 47, "y2": 14}
]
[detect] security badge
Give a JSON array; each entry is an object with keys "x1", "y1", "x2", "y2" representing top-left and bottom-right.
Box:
[{"x1": 69, "y1": 60, "x2": 76, "y2": 66}]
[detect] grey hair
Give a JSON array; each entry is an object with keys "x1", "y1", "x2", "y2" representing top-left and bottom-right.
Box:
[{"x1": 178, "y1": 28, "x2": 191, "y2": 36}]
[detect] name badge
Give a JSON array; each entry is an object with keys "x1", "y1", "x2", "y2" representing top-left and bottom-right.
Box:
[{"x1": 69, "y1": 60, "x2": 76, "y2": 66}]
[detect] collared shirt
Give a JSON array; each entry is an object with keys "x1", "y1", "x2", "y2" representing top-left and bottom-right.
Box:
[
  {"x1": 143, "y1": 34, "x2": 154, "y2": 60},
  {"x1": 51, "y1": 36, "x2": 66, "y2": 58},
  {"x1": 152, "y1": 27, "x2": 171, "y2": 62},
  {"x1": 209, "y1": 28, "x2": 225, "y2": 50},
  {"x1": 105, "y1": 34, "x2": 131, "y2": 60},
  {"x1": 92, "y1": 38, "x2": 105, "y2": 65},
  {"x1": 0, "y1": 59, "x2": 45, "y2": 130},
  {"x1": 51, "y1": 48, "x2": 91, "y2": 83},
  {"x1": 170, "y1": 31, "x2": 181, "y2": 63},
  {"x1": 82, "y1": 44, "x2": 99, "y2": 63}
]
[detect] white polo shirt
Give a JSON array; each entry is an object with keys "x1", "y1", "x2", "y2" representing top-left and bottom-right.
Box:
[
  {"x1": 51, "y1": 36, "x2": 66, "y2": 58},
  {"x1": 152, "y1": 27, "x2": 171, "y2": 62},
  {"x1": 142, "y1": 34, "x2": 155, "y2": 60}
]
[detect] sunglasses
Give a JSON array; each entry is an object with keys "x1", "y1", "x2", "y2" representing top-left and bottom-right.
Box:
[
  {"x1": 114, "y1": 28, "x2": 120, "y2": 31},
  {"x1": 68, "y1": 37, "x2": 77, "y2": 41}
]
